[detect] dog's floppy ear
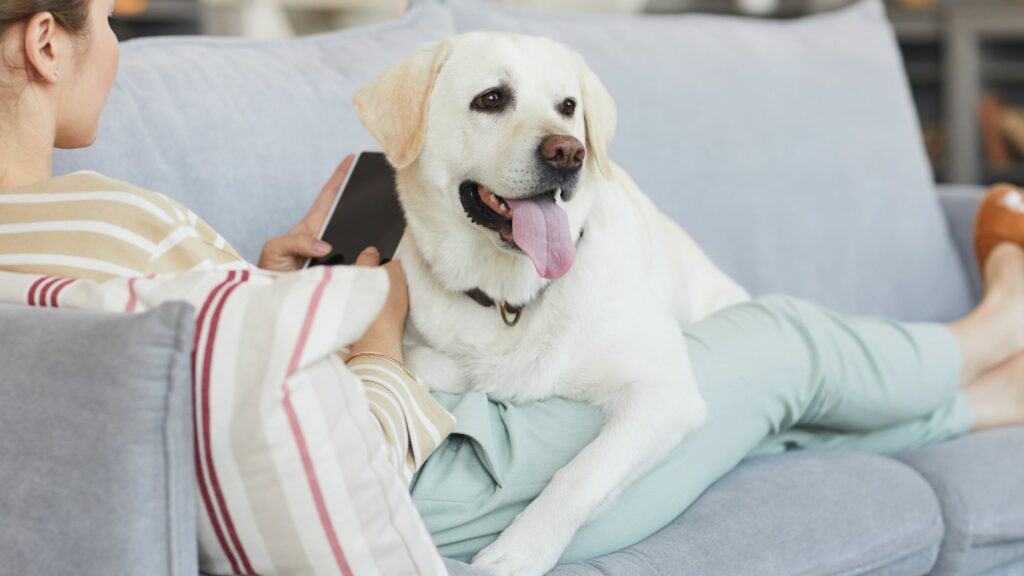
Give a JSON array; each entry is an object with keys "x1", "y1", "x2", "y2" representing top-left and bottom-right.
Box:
[
  {"x1": 353, "y1": 39, "x2": 453, "y2": 171},
  {"x1": 575, "y1": 54, "x2": 617, "y2": 180}
]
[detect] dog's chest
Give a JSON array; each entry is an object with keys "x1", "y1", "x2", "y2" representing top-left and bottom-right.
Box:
[
  {"x1": 407, "y1": 281, "x2": 592, "y2": 398},
  {"x1": 416, "y1": 286, "x2": 563, "y2": 354}
]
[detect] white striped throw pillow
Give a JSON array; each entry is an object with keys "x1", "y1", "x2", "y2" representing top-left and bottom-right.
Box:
[{"x1": 0, "y1": 266, "x2": 448, "y2": 576}]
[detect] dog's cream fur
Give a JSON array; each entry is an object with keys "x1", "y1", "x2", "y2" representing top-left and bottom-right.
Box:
[{"x1": 354, "y1": 32, "x2": 749, "y2": 576}]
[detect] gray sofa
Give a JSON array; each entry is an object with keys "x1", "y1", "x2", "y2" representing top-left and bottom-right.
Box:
[{"x1": 2, "y1": 0, "x2": 1020, "y2": 574}]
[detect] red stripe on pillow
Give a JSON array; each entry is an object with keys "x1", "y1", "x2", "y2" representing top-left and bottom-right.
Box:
[
  {"x1": 201, "y1": 270, "x2": 256, "y2": 576},
  {"x1": 191, "y1": 271, "x2": 245, "y2": 576},
  {"x1": 36, "y1": 276, "x2": 63, "y2": 308},
  {"x1": 49, "y1": 278, "x2": 76, "y2": 308},
  {"x1": 125, "y1": 277, "x2": 140, "y2": 313},
  {"x1": 26, "y1": 275, "x2": 51, "y2": 307},
  {"x1": 125, "y1": 274, "x2": 156, "y2": 313},
  {"x1": 282, "y1": 266, "x2": 354, "y2": 576}
]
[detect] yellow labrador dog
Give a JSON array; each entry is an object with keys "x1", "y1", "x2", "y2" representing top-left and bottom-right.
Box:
[{"x1": 354, "y1": 32, "x2": 748, "y2": 576}]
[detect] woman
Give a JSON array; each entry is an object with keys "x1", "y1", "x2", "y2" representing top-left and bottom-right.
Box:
[{"x1": 0, "y1": 0, "x2": 1021, "y2": 570}]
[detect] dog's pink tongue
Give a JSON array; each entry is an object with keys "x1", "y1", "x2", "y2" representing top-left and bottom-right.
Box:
[{"x1": 506, "y1": 195, "x2": 574, "y2": 280}]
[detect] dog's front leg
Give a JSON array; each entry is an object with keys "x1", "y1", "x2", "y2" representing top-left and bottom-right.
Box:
[
  {"x1": 471, "y1": 360, "x2": 707, "y2": 576},
  {"x1": 405, "y1": 345, "x2": 473, "y2": 393}
]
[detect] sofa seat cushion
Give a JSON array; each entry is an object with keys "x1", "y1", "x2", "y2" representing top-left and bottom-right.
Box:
[
  {"x1": 0, "y1": 303, "x2": 197, "y2": 576},
  {"x1": 899, "y1": 428, "x2": 1024, "y2": 576},
  {"x1": 445, "y1": 451, "x2": 943, "y2": 575},
  {"x1": 448, "y1": 0, "x2": 972, "y2": 322}
]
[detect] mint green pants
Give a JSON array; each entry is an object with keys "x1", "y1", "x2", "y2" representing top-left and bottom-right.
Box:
[{"x1": 410, "y1": 295, "x2": 973, "y2": 564}]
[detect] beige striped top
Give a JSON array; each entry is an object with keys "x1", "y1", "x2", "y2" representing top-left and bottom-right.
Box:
[
  {"x1": 0, "y1": 171, "x2": 454, "y2": 484},
  {"x1": 0, "y1": 171, "x2": 246, "y2": 279}
]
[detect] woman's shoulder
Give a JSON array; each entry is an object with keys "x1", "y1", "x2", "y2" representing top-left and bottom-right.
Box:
[
  {"x1": 41, "y1": 171, "x2": 190, "y2": 219},
  {"x1": 6, "y1": 170, "x2": 215, "y2": 240},
  {"x1": 12, "y1": 170, "x2": 245, "y2": 265},
  {"x1": 55, "y1": 171, "x2": 243, "y2": 260},
  {"x1": 46, "y1": 170, "x2": 157, "y2": 195},
  {"x1": 16, "y1": 170, "x2": 163, "y2": 201}
]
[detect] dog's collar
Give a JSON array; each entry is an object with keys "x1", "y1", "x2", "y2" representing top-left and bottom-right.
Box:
[
  {"x1": 462, "y1": 228, "x2": 585, "y2": 327},
  {"x1": 463, "y1": 288, "x2": 524, "y2": 327}
]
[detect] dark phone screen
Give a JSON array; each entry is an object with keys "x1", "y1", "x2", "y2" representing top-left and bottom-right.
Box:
[{"x1": 309, "y1": 152, "x2": 405, "y2": 267}]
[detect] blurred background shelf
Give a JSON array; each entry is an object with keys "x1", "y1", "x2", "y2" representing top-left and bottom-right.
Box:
[
  {"x1": 942, "y1": 1, "x2": 1024, "y2": 185},
  {"x1": 112, "y1": 0, "x2": 200, "y2": 38},
  {"x1": 986, "y1": 163, "x2": 1024, "y2": 181},
  {"x1": 890, "y1": 5, "x2": 946, "y2": 181},
  {"x1": 982, "y1": 62, "x2": 1024, "y2": 83}
]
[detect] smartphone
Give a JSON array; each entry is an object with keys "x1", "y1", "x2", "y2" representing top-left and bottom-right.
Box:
[{"x1": 306, "y1": 151, "x2": 405, "y2": 268}]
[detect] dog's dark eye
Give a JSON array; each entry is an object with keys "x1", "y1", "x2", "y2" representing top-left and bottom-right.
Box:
[
  {"x1": 559, "y1": 98, "x2": 576, "y2": 117},
  {"x1": 471, "y1": 88, "x2": 507, "y2": 112}
]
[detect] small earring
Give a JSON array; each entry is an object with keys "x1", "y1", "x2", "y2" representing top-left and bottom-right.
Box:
[{"x1": 54, "y1": 70, "x2": 60, "y2": 80}]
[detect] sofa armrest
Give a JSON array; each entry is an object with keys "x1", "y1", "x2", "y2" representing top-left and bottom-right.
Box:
[
  {"x1": 938, "y1": 184, "x2": 986, "y2": 303},
  {"x1": 0, "y1": 303, "x2": 197, "y2": 576}
]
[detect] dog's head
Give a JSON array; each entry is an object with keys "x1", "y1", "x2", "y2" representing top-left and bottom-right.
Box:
[{"x1": 354, "y1": 32, "x2": 616, "y2": 293}]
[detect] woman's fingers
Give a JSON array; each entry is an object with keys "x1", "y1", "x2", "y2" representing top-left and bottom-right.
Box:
[
  {"x1": 302, "y1": 154, "x2": 356, "y2": 234},
  {"x1": 258, "y1": 234, "x2": 331, "y2": 271},
  {"x1": 282, "y1": 234, "x2": 331, "y2": 258},
  {"x1": 354, "y1": 246, "x2": 380, "y2": 267}
]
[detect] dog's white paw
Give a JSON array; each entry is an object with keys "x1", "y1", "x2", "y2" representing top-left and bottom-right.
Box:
[
  {"x1": 470, "y1": 517, "x2": 568, "y2": 576},
  {"x1": 471, "y1": 539, "x2": 559, "y2": 576}
]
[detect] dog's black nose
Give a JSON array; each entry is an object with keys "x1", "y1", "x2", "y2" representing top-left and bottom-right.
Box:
[{"x1": 538, "y1": 135, "x2": 585, "y2": 174}]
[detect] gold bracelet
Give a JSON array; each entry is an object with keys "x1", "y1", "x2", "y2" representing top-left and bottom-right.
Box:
[{"x1": 345, "y1": 351, "x2": 418, "y2": 381}]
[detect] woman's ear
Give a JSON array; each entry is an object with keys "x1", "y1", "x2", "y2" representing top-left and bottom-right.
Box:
[
  {"x1": 353, "y1": 39, "x2": 453, "y2": 171},
  {"x1": 575, "y1": 54, "x2": 617, "y2": 180},
  {"x1": 22, "y1": 12, "x2": 61, "y2": 84}
]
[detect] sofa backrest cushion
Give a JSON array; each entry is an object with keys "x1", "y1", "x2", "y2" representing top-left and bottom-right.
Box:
[
  {"x1": 55, "y1": 0, "x2": 973, "y2": 320},
  {"x1": 446, "y1": 0, "x2": 973, "y2": 320},
  {"x1": 0, "y1": 302, "x2": 197, "y2": 576}
]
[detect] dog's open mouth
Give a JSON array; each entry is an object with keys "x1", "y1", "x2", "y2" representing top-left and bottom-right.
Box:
[{"x1": 460, "y1": 180, "x2": 575, "y2": 280}]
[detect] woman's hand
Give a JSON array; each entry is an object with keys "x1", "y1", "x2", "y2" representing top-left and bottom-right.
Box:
[
  {"x1": 258, "y1": 154, "x2": 409, "y2": 362},
  {"x1": 258, "y1": 154, "x2": 355, "y2": 272},
  {"x1": 346, "y1": 246, "x2": 409, "y2": 363}
]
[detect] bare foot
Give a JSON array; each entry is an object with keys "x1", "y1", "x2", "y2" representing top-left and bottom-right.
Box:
[
  {"x1": 987, "y1": 243, "x2": 1024, "y2": 350},
  {"x1": 951, "y1": 242, "x2": 1024, "y2": 384},
  {"x1": 967, "y1": 350, "x2": 1024, "y2": 430},
  {"x1": 983, "y1": 242, "x2": 1024, "y2": 310}
]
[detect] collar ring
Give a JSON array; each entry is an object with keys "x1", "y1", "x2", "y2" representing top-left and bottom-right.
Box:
[{"x1": 499, "y1": 301, "x2": 521, "y2": 327}]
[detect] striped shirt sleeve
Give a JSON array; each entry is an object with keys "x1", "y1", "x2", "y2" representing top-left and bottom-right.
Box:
[{"x1": 344, "y1": 352, "x2": 456, "y2": 485}]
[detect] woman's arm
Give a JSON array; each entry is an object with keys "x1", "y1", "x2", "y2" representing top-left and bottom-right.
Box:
[{"x1": 345, "y1": 247, "x2": 408, "y2": 363}]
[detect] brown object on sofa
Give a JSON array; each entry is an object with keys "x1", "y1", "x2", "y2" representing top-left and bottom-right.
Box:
[{"x1": 974, "y1": 183, "x2": 1024, "y2": 277}]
